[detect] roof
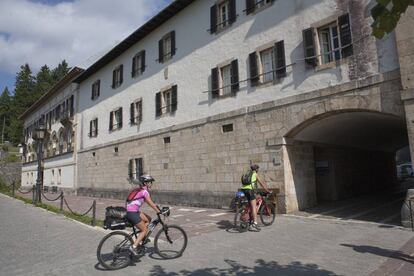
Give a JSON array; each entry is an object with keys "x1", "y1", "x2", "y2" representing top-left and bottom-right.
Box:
[
  {"x1": 19, "y1": 67, "x2": 84, "y2": 120},
  {"x1": 73, "y1": 0, "x2": 196, "y2": 84}
]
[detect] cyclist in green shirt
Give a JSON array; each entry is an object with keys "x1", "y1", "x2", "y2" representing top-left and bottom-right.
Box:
[{"x1": 241, "y1": 164, "x2": 271, "y2": 231}]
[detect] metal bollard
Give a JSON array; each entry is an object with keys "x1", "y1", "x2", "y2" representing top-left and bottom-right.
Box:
[
  {"x1": 60, "y1": 191, "x2": 64, "y2": 213},
  {"x1": 32, "y1": 185, "x2": 36, "y2": 205},
  {"x1": 92, "y1": 200, "x2": 96, "y2": 226}
]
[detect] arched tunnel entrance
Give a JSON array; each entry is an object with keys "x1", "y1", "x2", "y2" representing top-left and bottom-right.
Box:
[{"x1": 283, "y1": 110, "x2": 410, "y2": 225}]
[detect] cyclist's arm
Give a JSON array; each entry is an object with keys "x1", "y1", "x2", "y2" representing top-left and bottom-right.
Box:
[
  {"x1": 145, "y1": 195, "x2": 161, "y2": 214},
  {"x1": 257, "y1": 175, "x2": 271, "y2": 193}
]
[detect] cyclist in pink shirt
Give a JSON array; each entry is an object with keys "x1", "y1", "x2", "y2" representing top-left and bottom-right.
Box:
[{"x1": 126, "y1": 174, "x2": 161, "y2": 255}]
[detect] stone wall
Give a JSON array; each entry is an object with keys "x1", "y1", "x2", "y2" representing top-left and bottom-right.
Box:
[{"x1": 0, "y1": 161, "x2": 22, "y2": 186}]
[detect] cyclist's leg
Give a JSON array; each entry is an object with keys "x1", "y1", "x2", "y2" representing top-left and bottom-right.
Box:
[{"x1": 126, "y1": 212, "x2": 147, "y2": 248}]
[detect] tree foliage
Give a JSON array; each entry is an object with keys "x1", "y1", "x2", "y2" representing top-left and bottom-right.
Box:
[
  {"x1": 0, "y1": 61, "x2": 71, "y2": 144},
  {"x1": 371, "y1": 0, "x2": 414, "y2": 38}
]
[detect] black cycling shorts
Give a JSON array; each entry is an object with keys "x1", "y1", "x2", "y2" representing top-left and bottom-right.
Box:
[
  {"x1": 126, "y1": 211, "x2": 142, "y2": 225},
  {"x1": 241, "y1": 189, "x2": 256, "y2": 201}
]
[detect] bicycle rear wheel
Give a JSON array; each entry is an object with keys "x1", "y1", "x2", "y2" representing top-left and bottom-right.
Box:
[
  {"x1": 154, "y1": 225, "x2": 188, "y2": 259},
  {"x1": 259, "y1": 201, "x2": 276, "y2": 226},
  {"x1": 97, "y1": 231, "x2": 133, "y2": 270},
  {"x1": 234, "y1": 204, "x2": 250, "y2": 232}
]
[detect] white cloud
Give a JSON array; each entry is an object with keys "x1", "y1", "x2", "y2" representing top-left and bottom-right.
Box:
[{"x1": 0, "y1": 0, "x2": 171, "y2": 75}]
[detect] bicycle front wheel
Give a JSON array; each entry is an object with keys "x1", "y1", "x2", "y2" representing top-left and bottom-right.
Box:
[
  {"x1": 154, "y1": 225, "x2": 188, "y2": 259},
  {"x1": 97, "y1": 231, "x2": 133, "y2": 270},
  {"x1": 259, "y1": 201, "x2": 276, "y2": 226}
]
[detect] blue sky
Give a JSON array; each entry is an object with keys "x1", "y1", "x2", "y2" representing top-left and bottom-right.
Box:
[{"x1": 0, "y1": 0, "x2": 172, "y2": 94}]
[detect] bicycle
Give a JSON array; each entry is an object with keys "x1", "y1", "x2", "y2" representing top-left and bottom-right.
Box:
[
  {"x1": 97, "y1": 206, "x2": 188, "y2": 270},
  {"x1": 234, "y1": 191, "x2": 276, "y2": 232}
]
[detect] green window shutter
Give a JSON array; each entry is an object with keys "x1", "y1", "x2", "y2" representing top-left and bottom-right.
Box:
[
  {"x1": 249, "y1": 52, "x2": 259, "y2": 86},
  {"x1": 211, "y1": 67, "x2": 219, "y2": 98},
  {"x1": 275, "y1": 40, "x2": 286, "y2": 78}
]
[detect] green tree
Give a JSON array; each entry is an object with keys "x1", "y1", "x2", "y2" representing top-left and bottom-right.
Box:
[
  {"x1": 371, "y1": 0, "x2": 414, "y2": 38},
  {"x1": 52, "y1": 60, "x2": 70, "y2": 82},
  {"x1": 0, "y1": 87, "x2": 11, "y2": 143},
  {"x1": 34, "y1": 65, "x2": 53, "y2": 99}
]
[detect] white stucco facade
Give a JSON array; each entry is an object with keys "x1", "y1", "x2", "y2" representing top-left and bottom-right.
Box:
[{"x1": 77, "y1": 0, "x2": 399, "y2": 151}]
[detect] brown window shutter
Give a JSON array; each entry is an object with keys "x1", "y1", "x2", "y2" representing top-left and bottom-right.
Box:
[
  {"x1": 128, "y1": 159, "x2": 133, "y2": 179},
  {"x1": 275, "y1": 40, "x2": 286, "y2": 78},
  {"x1": 171, "y1": 85, "x2": 178, "y2": 112},
  {"x1": 249, "y1": 52, "x2": 259, "y2": 86},
  {"x1": 155, "y1": 92, "x2": 161, "y2": 117},
  {"x1": 231, "y1": 59, "x2": 239, "y2": 93},
  {"x1": 97, "y1": 80, "x2": 100, "y2": 97},
  {"x1": 138, "y1": 100, "x2": 142, "y2": 123},
  {"x1": 112, "y1": 69, "x2": 116, "y2": 88},
  {"x1": 141, "y1": 51, "x2": 146, "y2": 73},
  {"x1": 246, "y1": 0, "x2": 255, "y2": 15},
  {"x1": 229, "y1": 0, "x2": 236, "y2": 24},
  {"x1": 109, "y1": 111, "x2": 113, "y2": 131},
  {"x1": 338, "y1": 13, "x2": 353, "y2": 58},
  {"x1": 96, "y1": 119, "x2": 98, "y2": 136},
  {"x1": 89, "y1": 121, "x2": 92, "y2": 137},
  {"x1": 130, "y1": 102, "x2": 135, "y2": 124},
  {"x1": 210, "y1": 4, "x2": 217, "y2": 34},
  {"x1": 132, "y1": 55, "x2": 137, "y2": 77},
  {"x1": 303, "y1": 28, "x2": 317, "y2": 67},
  {"x1": 118, "y1": 107, "x2": 123, "y2": 128},
  {"x1": 158, "y1": 39, "x2": 164, "y2": 63},
  {"x1": 211, "y1": 67, "x2": 219, "y2": 98},
  {"x1": 91, "y1": 84, "x2": 94, "y2": 100},
  {"x1": 170, "y1": 31, "x2": 176, "y2": 57},
  {"x1": 119, "y1": 65, "x2": 123, "y2": 85}
]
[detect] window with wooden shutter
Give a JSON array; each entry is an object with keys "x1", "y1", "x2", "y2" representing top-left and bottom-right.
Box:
[
  {"x1": 228, "y1": 0, "x2": 236, "y2": 24},
  {"x1": 171, "y1": 85, "x2": 177, "y2": 112},
  {"x1": 275, "y1": 40, "x2": 286, "y2": 78},
  {"x1": 211, "y1": 67, "x2": 219, "y2": 98},
  {"x1": 246, "y1": 0, "x2": 273, "y2": 15},
  {"x1": 109, "y1": 111, "x2": 113, "y2": 131},
  {"x1": 338, "y1": 13, "x2": 353, "y2": 58},
  {"x1": 158, "y1": 31, "x2": 175, "y2": 63},
  {"x1": 155, "y1": 92, "x2": 161, "y2": 117},
  {"x1": 89, "y1": 118, "x2": 98, "y2": 137},
  {"x1": 158, "y1": 39, "x2": 164, "y2": 63},
  {"x1": 210, "y1": 4, "x2": 218, "y2": 34},
  {"x1": 132, "y1": 51, "x2": 146, "y2": 77},
  {"x1": 303, "y1": 28, "x2": 317, "y2": 67},
  {"x1": 249, "y1": 52, "x2": 259, "y2": 86},
  {"x1": 112, "y1": 65, "x2": 123, "y2": 88},
  {"x1": 230, "y1": 59, "x2": 239, "y2": 93},
  {"x1": 129, "y1": 158, "x2": 143, "y2": 180},
  {"x1": 130, "y1": 99, "x2": 142, "y2": 125},
  {"x1": 92, "y1": 80, "x2": 100, "y2": 100}
]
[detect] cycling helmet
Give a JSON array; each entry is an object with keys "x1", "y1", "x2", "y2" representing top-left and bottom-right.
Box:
[
  {"x1": 139, "y1": 174, "x2": 155, "y2": 185},
  {"x1": 250, "y1": 164, "x2": 259, "y2": 171}
]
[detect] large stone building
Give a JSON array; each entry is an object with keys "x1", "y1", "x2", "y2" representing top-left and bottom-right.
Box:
[{"x1": 21, "y1": 0, "x2": 414, "y2": 213}]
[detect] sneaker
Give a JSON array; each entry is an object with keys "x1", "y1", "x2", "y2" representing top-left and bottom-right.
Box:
[
  {"x1": 129, "y1": 245, "x2": 139, "y2": 256},
  {"x1": 249, "y1": 223, "x2": 261, "y2": 232}
]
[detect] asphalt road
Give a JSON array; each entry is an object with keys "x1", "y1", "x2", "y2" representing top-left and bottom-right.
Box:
[{"x1": 1, "y1": 193, "x2": 413, "y2": 276}]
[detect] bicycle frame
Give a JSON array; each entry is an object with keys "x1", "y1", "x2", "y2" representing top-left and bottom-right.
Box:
[
  {"x1": 239, "y1": 193, "x2": 265, "y2": 222},
  {"x1": 130, "y1": 211, "x2": 173, "y2": 245}
]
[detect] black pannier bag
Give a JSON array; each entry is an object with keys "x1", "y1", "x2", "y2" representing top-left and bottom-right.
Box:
[{"x1": 103, "y1": 206, "x2": 130, "y2": 230}]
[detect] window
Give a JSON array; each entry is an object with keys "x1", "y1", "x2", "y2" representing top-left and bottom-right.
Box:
[
  {"x1": 303, "y1": 13, "x2": 353, "y2": 67},
  {"x1": 164, "y1": 136, "x2": 171, "y2": 144},
  {"x1": 210, "y1": 0, "x2": 236, "y2": 34},
  {"x1": 128, "y1": 158, "x2": 143, "y2": 180},
  {"x1": 109, "y1": 108, "x2": 123, "y2": 131},
  {"x1": 89, "y1": 118, "x2": 98, "y2": 137},
  {"x1": 132, "y1": 51, "x2": 146, "y2": 77},
  {"x1": 155, "y1": 85, "x2": 177, "y2": 117},
  {"x1": 222, "y1": 123, "x2": 233, "y2": 133},
  {"x1": 249, "y1": 40, "x2": 286, "y2": 86},
  {"x1": 158, "y1": 31, "x2": 175, "y2": 63},
  {"x1": 58, "y1": 129, "x2": 65, "y2": 154},
  {"x1": 211, "y1": 59, "x2": 239, "y2": 98},
  {"x1": 91, "y1": 80, "x2": 100, "y2": 100},
  {"x1": 130, "y1": 99, "x2": 142, "y2": 125},
  {"x1": 246, "y1": 0, "x2": 273, "y2": 14},
  {"x1": 112, "y1": 65, "x2": 123, "y2": 89},
  {"x1": 51, "y1": 170, "x2": 55, "y2": 185}
]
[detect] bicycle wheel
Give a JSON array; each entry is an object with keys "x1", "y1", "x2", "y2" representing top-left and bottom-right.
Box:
[
  {"x1": 234, "y1": 204, "x2": 249, "y2": 232},
  {"x1": 154, "y1": 225, "x2": 188, "y2": 259},
  {"x1": 259, "y1": 201, "x2": 276, "y2": 226},
  {"x1": 97, "y1": 231, "x2": 133, "y2": 270}
]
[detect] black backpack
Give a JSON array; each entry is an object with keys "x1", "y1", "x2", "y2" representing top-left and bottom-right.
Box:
[{"x1": 241, "y1": 170, "x2": 253, "y2": 186}]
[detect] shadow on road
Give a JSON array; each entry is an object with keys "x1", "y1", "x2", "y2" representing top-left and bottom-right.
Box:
[
  {"x1": 341, "y1": 243, "x2": 414, "y2": 264},
  {"x1": 148, "y1": 259, "x2": 337, "y2": 275}
]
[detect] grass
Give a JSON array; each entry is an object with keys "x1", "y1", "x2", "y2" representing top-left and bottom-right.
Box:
[{"x1": 0, "y1": 181, "x2": 103, "y2": 228}]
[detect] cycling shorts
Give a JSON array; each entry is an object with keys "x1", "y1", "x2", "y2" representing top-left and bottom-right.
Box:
[
  {"x1": 241, "y1": 189, "x2": 256, "y2": 202},
  {"x1": 126, "y1": 211, "x2": 142, "y2": 225}
]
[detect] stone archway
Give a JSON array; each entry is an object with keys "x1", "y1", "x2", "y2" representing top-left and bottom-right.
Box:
[{"x1": 281, "y1": 109, "x2": 408, "y2": 213}]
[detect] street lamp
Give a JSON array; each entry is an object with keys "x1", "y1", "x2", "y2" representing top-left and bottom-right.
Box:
[{"x1": 33, "y1": 123, "x2": 46, "y2": 204}]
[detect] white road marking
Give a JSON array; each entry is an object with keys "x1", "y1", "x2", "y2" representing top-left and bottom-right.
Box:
[
  {"x1": 171, "y1": 214, "x2": 184, "y2": 218},
  {"x1": 208, "y1": 212, "x2": 227, "y2": 217},
  {"x1": 178, "y1": 208, "x2": 192, "y2": 212},
  {"x1": 193, "y1": 209, "x2": 206, "y2": 213}
]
